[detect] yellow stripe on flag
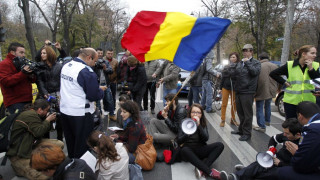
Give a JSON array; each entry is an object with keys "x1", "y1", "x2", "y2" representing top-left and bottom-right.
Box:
[{"x1": 145, "y1": 12, "x2": 196, "y2": 61}]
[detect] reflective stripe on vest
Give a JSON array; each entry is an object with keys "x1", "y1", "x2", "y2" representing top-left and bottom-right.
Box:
[{"x1": 283, "y1": 61, "x2": 319, "y2": 105}]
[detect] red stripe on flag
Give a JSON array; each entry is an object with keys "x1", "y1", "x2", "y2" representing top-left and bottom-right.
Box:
[{"x1": 121, "y1": 11, "x2": 166, "y2": 62}]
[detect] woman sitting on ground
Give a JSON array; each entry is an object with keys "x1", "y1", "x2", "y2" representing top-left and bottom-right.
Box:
[
  {"x1": 30, "y1": 142, "x2": 96, "y2": 180},
  {"x1": 110, "y1": 100, "x2": 147, "y2": 163},
  {"x1": 176, "y1": 103, "x2": 224, "y2": 179},
  {"x1": 87, "y1": 130, "x2": 129, "y2": 180}
]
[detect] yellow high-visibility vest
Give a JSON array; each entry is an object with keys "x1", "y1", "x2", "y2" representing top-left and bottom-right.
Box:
[{"x1": 283, "y1": 61, "x2": 319, "y2": 105}]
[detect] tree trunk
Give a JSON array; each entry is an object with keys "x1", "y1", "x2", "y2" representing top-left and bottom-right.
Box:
[
  {"x1": 19, "y1": 0, "x2": 36, "y2": 60},
  {"x1": 216, "y1": 42, "x2": 220, "y2": 63},
  {"x1": 280, "y1": 0, "x2": 296, "y2": 65}
]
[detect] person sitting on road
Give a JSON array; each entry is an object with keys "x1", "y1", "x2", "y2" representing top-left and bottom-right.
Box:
[
  {"x1": 87, "y1": 130, "x2": 129, "y2": 180},
  {"x1": 149, "y1": 93, "x2": 187, "y2": 145},
  {"x1": 174, "y1": 103, "x2": 224, "y2": 179},
  {"x1": 110, "y1": 101, "x2": 147, "y2": 164},
  {"x1": 30, "y1": 142, "x2": 96, "y2": 180},
  {"x1": 220, "y1": 118, "x2": 302, "y2": 180},
  {"x1": 6, "y1": 99, "x2": 64, "y2": 180},
  {"x1": 116, "y1": 94, "x2": 131, "y2": 128},
  {"x1": 277, "y1": 101, "x2": 320, "y2": 180}
]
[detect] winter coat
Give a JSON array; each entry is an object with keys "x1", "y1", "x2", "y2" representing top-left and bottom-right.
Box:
[
  {"x1": 93, "y1": 59, "x2": 113, "y2": 85},
  {"x1": 144, "y1": 60, "x2": 160, "y2": 82},
  {"x1": 230, "y1": 57, "x2": 261, "y2": 94},
  {"x1": 126, "y1": 64, "x2": 147, "y2": 93},
  {"x1": 107, "y1": 58, "x2": 118, "y2": 83},
  {"x1": 154, "y1": 60, "x2": 180, "y2": 90},
  {"x1": 157, "y1": 103, "x2": 187, "y2": 134},
  {"x1": 255, "y1": 59, "x2": 278, "y2": 101},
  {"x1": 220, "y1": 64, "x2": 237, "y2": 90}
]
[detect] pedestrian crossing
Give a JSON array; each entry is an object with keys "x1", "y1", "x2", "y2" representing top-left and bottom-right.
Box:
[{"x1": 0, "y1": 102, "x2": 286, "y2": 180}]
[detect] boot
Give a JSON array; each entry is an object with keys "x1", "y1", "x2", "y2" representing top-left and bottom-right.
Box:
[
  {"x1": 220, "y1": 120, "x2": 225, "y2": 127},
  {"x1": 230, "y1": 119, "x2": 239, "y2": 126}
]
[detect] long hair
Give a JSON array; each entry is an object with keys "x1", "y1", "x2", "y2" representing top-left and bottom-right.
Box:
[
  {"x1": 87, "y1": 131, "x2": 120, "y2": 170},
  {"x1": 293, "y1": 45, "x2": 315, "y2": 60},
  {"x1": 187, "y1": 103, "x2": 207, "y2": 127},
  {"x1": 41, "y1": 46, "x2": 57, "y2": 65},
  {"x1": 120, "y1": 101, "x2": 140, "y2": 122},
  {"x1": 30, "y1": 142, "x2": 65, "y2": 171},
  {"x1": 229, "y1": 52, "x2": 240, "y2": 63}
]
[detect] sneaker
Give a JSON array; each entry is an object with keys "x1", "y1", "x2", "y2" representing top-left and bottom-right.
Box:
[
  {"x1": 220, "y1": 171, "x2": 229, "y2": 180},
  {"x1": 210, "y1": 168, "x2": 221, "y2": 179},
  {"x1": 109, "y1": 115, "x2": 116, "y2": 121},
  {"x1": 195, "y1": 167, "x2": 204, "y2": 178},
  {"x1": 265, "y1": 122, "x2": 270, "y2": 126},
  {"x1": 220, "y1": 121, "x2": 225, "y2": 127},
  {"x1": 253, "y1": 127, "x2": 266, "y2": 133},
  {"x1": 234, "y1": 164, "x2": 245, "y2": 171},
  {"x1": 151, "y1": 109, "x2": 155, "y2": 114},
  {"x1": 239, "y1": 135, "x2": 251, "y2": 141},
  {"x1": 229, "y1": 173, "x2": 238, "y2": 180}
]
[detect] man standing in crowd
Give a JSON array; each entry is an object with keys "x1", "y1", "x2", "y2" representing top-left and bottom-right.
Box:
[
  {"x1": 0, "y1": 42, "x2": 35, "y2": 114},
  {"x1": 200, "y1": 55, "x2": 221, "y2": 113},
  {"x1": 93, "y1": 48, "x2": 114, "y2": 119},
  {"x1": 230, "y1": 44, "x2": 261, "y2": 141},
  {"x1": 254, "y1": 52, "x2": 278, "y2": 132},
  {"x1": 277, "y1": 101, "x2": 320, "y2": 180},
  {"x1": 149, "y1": 94, "x2": 187, "y2": 145},
  {"x1": 6, "y1": 99, "x2": 63, "y2": 180},
  {"x1": 187, "y1": 65, "x2": 203, "y2": 108},
  {"x1": 152, "y1": 60, "x2": 180, "y2": 106},
  {"x1": 105, "y1": 48, "x2": 118, "y2": 120},
  {"x1": 60, "y1": 48, "x2": 106, "y2": 158},
  {"x1": 118, "y1": 49, "x2": 130, "y2": 85},
  {"x1": 143, "y1": 60, "x2": 160, "y2": 114}
]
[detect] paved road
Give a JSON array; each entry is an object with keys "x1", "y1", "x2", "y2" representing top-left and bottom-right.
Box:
[{"x1": 0, "y1": 97, "x2": 285, "y2": 180}]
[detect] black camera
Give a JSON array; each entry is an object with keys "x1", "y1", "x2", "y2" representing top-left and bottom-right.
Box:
[
  {"x1": 12, "y1": 57, "x2": 42, "y2": 73},
  {"x1": 47, "y1": 95, "x2": 61, "y2": 117},
  {"x1": 95, "y1": 59, "x2": 105, "y2": 69}
]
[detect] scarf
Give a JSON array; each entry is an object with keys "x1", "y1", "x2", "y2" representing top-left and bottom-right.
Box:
[{"x1": 123, "y1": 117, "x2": 133, "y2": 129}]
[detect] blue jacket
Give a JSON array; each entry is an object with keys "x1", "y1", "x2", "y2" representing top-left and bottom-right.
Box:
[{"x1": 291, "y1": 113, "x2": 320, "y2": 173}]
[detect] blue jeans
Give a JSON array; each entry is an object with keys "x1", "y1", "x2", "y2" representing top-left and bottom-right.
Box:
[
  {"x1": 163, "y1": 85, "x2": 177, "y2": 106},
  {"x1": 256, "y1": 98, "x2": 272, "y2": 128},
  {"x1": 188, "y1": 86, "x2": 201, "y2": 106},
  {"x1": 201, "y1": 80, "x2": 213, "y2": 112}
]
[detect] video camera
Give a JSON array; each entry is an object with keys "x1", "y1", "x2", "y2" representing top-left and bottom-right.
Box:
[
  {"x1": 95, "y1": 59, "x2": 105, "y2": 69},
  {"x1": 12, "y1": 57, "x2": 43, "y2": 73}
]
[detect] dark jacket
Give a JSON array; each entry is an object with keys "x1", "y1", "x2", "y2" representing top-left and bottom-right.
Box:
[
  {"x1": 291, "y1": 113, "x2": 320, "y2": 173},
  {"x1": 6, "y1": 110, "x2": 51, "y2": 158},
  {"x1": 154, "y1": 60, "x2": 180, "y2": 90},
  {"x1": 0, "y1": 53, "x2": 35, "y2": 107},
  {"x1": 157, "y1": 104, "x2": 187, "y2": 134},
  {"x1": 53, "y1": 157, "x2": 96, "y2": 180},
  {"x1": 35, "y1": 47, "x2": 67, "y2": 62},
  {"x1": 220, "y1": 64, "x2": 236, "y2": 90},
  {"x1": 126, "y1": 64, "x2": 147, "y2": 93},
  {"x1": 230, "y1": 58, "x2": 261, "y2": 94},
  {"x1": 189, "y1": 65, "x2": 203, "y2": 87},
  {"x1": 177, "y1": 124, "x2": 209, "y2": 147},
  {"x1": 268, "y1": 133, "x2": 300, "y2": 167},
  {"x1": 118, "y1": 55, "x2": 129, "y2": 83},
  {"x1": 93, "y1": 59, "x2": 113, "y2": 86},
  {"x1": 117, "y1": 119, "x2": 147, "y2": 153},
  {"x1": 36, "y1": 62, "x2": 63, "y2": 97}
]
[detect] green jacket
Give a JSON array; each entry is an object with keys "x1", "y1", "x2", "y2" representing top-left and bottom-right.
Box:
[{"x1": 6, "y1": 110, "x2": 50, "y2": 159}]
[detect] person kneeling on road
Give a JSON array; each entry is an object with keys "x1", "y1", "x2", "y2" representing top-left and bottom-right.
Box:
[
  {"x1": 220, "y1": 118, "x2": 302, "y2": 180},
  {"x1": 6, "y1": 99, "x2": 64, "y2": 180},
  {"x1": 149, "y1": 94, "x2": 187, "y2": 145}
]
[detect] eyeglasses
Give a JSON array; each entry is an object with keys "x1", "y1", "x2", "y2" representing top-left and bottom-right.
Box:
[
  {"x1": 191, "y1": 111, "x2": 202, "y2": 115},
  {"x1": 242, "y1": 49, "x2": 252, "y2": 52}
]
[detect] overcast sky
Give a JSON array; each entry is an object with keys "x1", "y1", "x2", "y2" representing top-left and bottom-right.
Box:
[{"x1": 123, "y1": 0, "x2": 203, "y2": 17}]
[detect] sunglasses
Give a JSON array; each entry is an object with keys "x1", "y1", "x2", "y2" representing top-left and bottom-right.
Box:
[{"x1": 242, "y1": 49, "x2": 252, "y2": 52}]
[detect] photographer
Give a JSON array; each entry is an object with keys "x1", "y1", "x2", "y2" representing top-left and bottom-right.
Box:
[
  {"x1": 35, "y1": 40, "x2": 67, "y2": 62},
  {"x1": 35, "y1": 43, "x2": 65, "y2": 141},
  {"x1": 0, "y1": 42, "x2": 36, "y2": 114},
  {"x1": 93, "y1": 48, "x2": 115, "y2": 119}
]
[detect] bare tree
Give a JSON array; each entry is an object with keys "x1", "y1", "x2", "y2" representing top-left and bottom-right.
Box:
[
  {"x1": 18, "y1": 0, "x2": 37, "y2": 60},
  {"x1": 30, "y1": 0, "x2": 61, "y2": 43},
  {"x1": 58, "y1": 0, "x2": 80, "y2": 54}
]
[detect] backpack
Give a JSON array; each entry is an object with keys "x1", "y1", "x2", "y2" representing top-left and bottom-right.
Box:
[{"x1": 0, "y1": 111, "x2": 22, "y2": 165}]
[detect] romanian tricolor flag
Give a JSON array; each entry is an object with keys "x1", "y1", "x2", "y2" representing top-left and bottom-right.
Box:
[{"x1": 121, "y1": 11, "x2": 231, "y2": 71}]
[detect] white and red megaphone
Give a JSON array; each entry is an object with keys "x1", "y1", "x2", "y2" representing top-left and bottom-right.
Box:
[
  {"x1": 256, "y1": 146, "x2": 277, "y2": 168},
  {"x1": 181, "y1": 118, "x2": 197, "y2": 135}
]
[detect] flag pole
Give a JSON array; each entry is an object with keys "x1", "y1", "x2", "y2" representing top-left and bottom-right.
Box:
[{"x1": 167, "y1": 71, "x2": 195, "y2": 108}]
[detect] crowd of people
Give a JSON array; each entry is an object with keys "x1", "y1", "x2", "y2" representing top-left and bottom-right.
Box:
[{"x1": 0, "y1": 41, "x2": 319, "y2": 180}]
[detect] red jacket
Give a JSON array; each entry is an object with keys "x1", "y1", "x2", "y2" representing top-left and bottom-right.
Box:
[{"x1": 0, "y1": 53, "x2": 34, "y2": 107}]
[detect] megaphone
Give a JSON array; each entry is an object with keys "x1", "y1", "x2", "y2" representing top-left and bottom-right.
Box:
[
  {"x1": 181, "y1": 118, "x2": 197, "y2": 135},
  {"x1": 256, "y1": 146, "x2": 277, "y2": 168}
]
